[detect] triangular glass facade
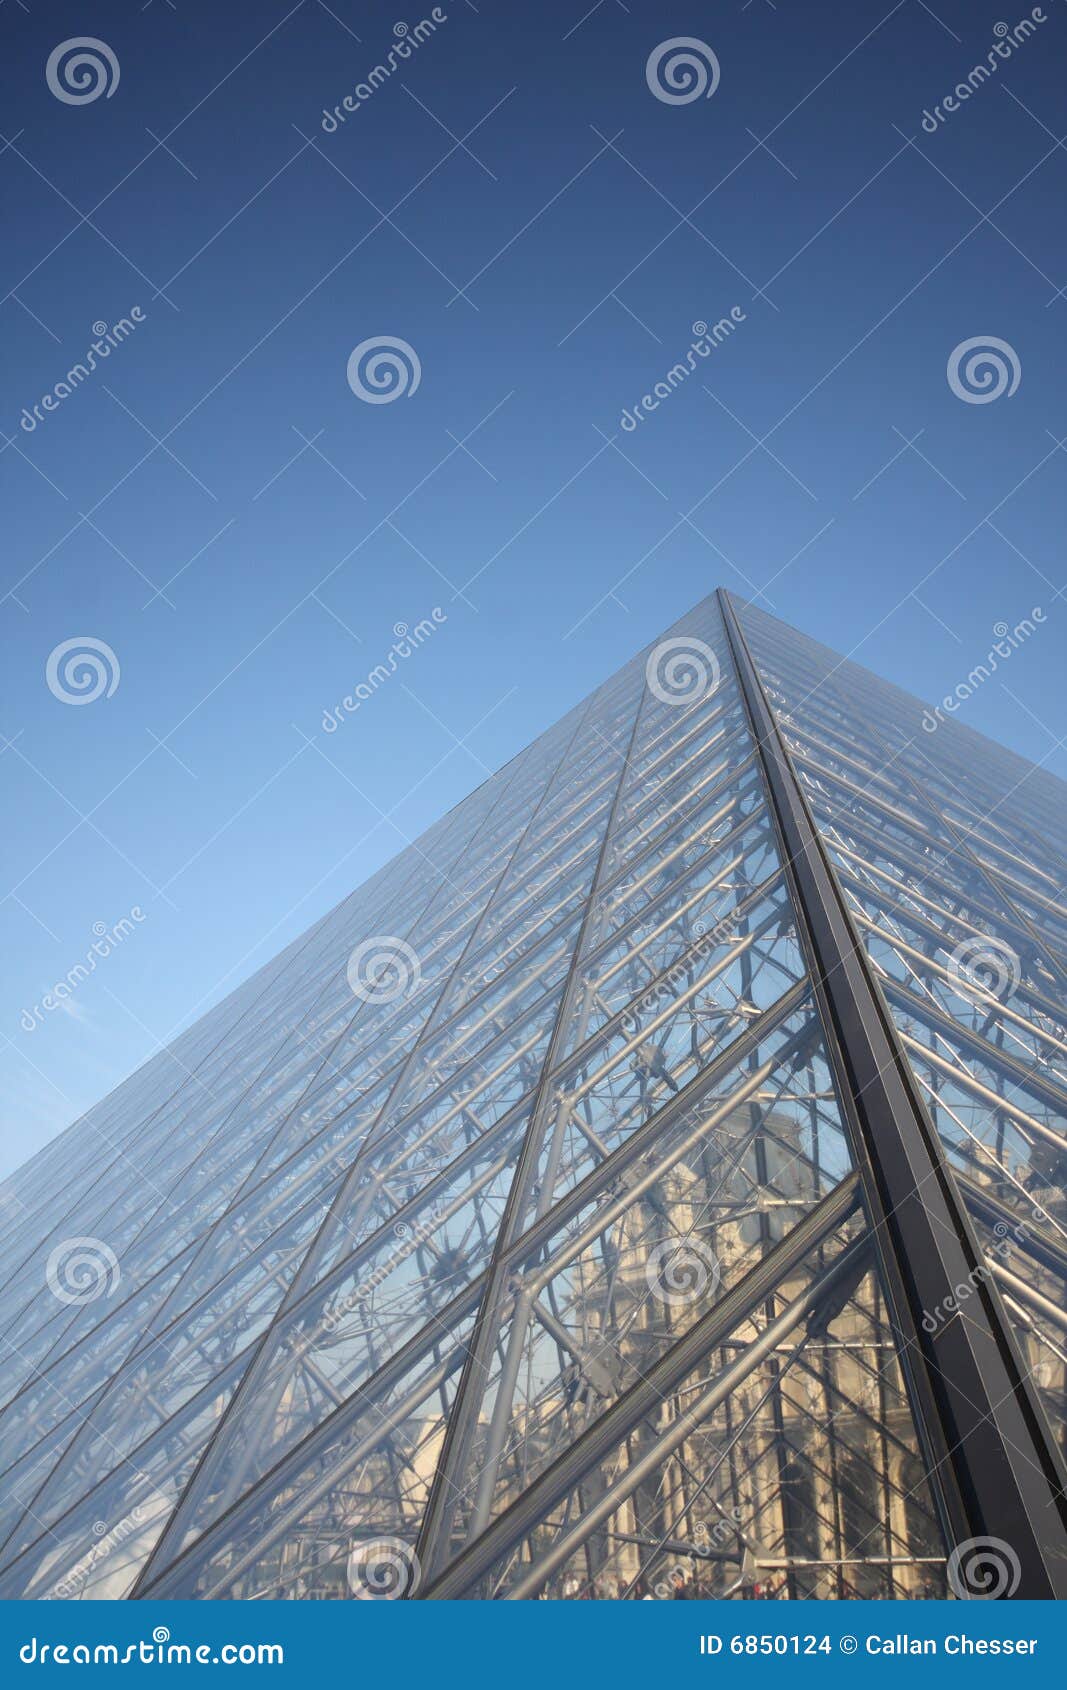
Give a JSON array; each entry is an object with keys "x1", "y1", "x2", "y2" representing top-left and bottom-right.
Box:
[{"x1": 1, "y1": 592, "x2": 1064, "y2": 1602}]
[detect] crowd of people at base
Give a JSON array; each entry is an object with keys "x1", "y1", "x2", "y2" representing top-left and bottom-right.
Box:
[
  {"x1": 552, "y1": 1568, "x2": 931, "y2": 1599},
  {"x1": 554, "y1": 1571, "x2": 791, "y2": 1600}
]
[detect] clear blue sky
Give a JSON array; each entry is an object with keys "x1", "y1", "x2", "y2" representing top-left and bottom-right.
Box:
[{"x1": 1, "y1": 0, "x2": 1065, "y2": 1177}]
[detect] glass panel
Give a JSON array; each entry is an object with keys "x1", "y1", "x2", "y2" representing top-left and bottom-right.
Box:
[
  {"x1": 455, "y1": 1219, "x2": 948, "y2": 1601},
  {"x1": 439, "y1": 1000, "x2": 852, "y2": 1557}
]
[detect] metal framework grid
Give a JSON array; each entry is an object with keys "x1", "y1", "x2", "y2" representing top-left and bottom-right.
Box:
[{"x1": 0, "y1": 590, "x2": 1065, "y2": 1602}]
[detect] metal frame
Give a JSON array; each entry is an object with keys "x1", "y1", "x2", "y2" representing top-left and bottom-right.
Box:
[{"x1": 0, "y1": 590, "x2": 1064, "y2": 1603}]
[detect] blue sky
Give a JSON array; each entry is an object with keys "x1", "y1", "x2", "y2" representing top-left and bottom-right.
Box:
[{"x1": 1, "y1": 0, "x2": 1065, "y2": 1177}]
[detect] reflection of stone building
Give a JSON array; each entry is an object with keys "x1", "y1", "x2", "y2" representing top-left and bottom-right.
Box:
[
  {"x1": 0, "y1": 592, "x2": 1064, "y2": 1602},
  {"x1": 442, "y1": 1101, "x2": 949, "y2": 1603}
]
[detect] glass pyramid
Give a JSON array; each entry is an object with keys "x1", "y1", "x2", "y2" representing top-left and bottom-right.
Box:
[{"x1": 1, "y1": 591, "x2": 1065, "y2": 1602}]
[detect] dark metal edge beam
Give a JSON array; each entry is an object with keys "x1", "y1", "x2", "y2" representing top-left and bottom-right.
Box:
[{"x1": 720, "y1": 588, "x2": 1067, "y2": 1600}]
